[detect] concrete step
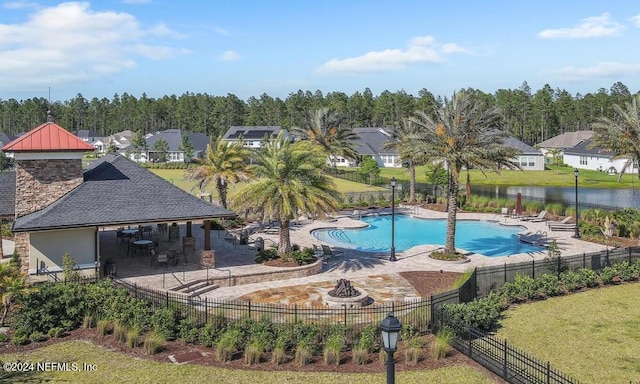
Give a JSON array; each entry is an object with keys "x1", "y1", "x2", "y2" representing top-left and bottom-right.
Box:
[
  {"x1": 187, "y1": 284, "x2": 220, "y2": 297},
  {"x1": 169, "y1": 279, "x2": 205, "y2": 291}
]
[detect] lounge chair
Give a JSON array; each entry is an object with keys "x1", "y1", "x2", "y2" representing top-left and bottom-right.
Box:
[
  {"x1": 517, "y1": 230, "x2": 548, "y2": 246},
  {"x1": 547, "y1": 216, "x2": 571, "y2": 227},
  {"x1": 321, "y1": 245, "x2": 344, "y2": 262},
  {"x1": 520, "y1": 210, "x2": 547, "y2": 222},
  {"x1": 257, "y1": 221, "x2": 278, "y2": 234},
  {"x1": 547, "y1": 217, "x2": 576, "y2": 231}
]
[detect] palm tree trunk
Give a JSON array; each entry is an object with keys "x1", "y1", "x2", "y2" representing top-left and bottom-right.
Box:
[
  {"x1": 444, "y1": 172, "x2": 459, "y2": 254},
  {"x1": 216, "y1": 179, "x2": 228, "y2": 209},
  {"x1": 278, "y1": 220, "x2": 292, "y2": 256},
  {"x1": 408, "y1": 162, "x2": 416, "y2": 203},
  {"x1": 465, "y1": 168, "x2": 471, "y2": 200}
]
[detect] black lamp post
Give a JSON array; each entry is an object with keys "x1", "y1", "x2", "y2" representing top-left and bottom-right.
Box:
[
  {"x1": 390, "y1": 177, "x2": 397, "y2": 262},
  {"x1": 573, "y1": 169, "x2": 580, "y2": 239},
  {"x1": 380, "y1": 312, "x2": 402, "y2": 384}
]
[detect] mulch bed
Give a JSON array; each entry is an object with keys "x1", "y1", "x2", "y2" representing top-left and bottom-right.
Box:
[{"x1": 0, "y1": 271, "x2": 506, "y2": 383}]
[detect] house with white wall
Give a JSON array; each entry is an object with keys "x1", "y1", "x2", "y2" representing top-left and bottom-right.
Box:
[
  {"x1": 536, "y1": 131, "x2": 593, "y2": 162},
  {"x1": 563, "y1": 138, "x2": 636, "y2": 174},
  {"x1": 222, "y1": 126, "x2": 289, "y2": 148},
  {"x1": 504, "y1": 137, "x2": 545, "y2": 171}
]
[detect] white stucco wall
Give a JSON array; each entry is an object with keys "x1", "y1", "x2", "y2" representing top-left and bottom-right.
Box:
[
  {"x1": 564, "y1": 154, "x2": 636, "y2": 173},
  {"x1": 29, "y1": 227, "x2": 97, "y2": 275},
  {"x1": 515, "y1": 154, "x2": 545, "y2": 170}
]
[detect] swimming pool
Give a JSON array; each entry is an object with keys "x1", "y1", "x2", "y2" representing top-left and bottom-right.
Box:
[{"x1": 312, "y1": 215, "x2": 544, "y2": 257}]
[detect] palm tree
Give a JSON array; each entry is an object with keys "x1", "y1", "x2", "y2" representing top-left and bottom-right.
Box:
[
  {"x1": 230, "y1": 132, "x2": 341, "y2": 256},
  {"x1": 185, "y1": 136, "x2": 250, "y2": 209},
  {"x1": 291, "y1": 107, "x2": 359, "y2": 164},
  {"x1": 409, "y1": 91, "x2": 519, "y2": 255},
  {"x1": 591, "y1": 94, "x2": 640, "y2": 182},
  {"x1": 382, "y1": 118, "x2": 431, "y2": 203}
]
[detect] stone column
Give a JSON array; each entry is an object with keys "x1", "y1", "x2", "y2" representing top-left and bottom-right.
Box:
[
  {"x1": 13, "y1": 232, "x2": 30, "y2": 276},
  {"x1": 200, "y1": 250, "x2": 215, "y2": 268}
]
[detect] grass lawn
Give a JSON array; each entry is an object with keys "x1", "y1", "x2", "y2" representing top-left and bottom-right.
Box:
[
  {"x1": 0, "y1": 340, "x2": 495, "y2": 384},
  {"x1": 380, "y1": 165, "x2": 640, "y2": 188},
  {"x1": 149, "y1": 168, "x2": 386, "y2": 196},
  {"x1": 496, "y1": 283, "x2": 640, "y2": 383}
]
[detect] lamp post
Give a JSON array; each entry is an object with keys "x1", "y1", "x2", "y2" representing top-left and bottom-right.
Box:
[
  {"x1": 380, "y1": 312, "x2": 402, "y2": 384},
  {"x1": 573, "y1": 169, "x2": 580, "y2": 239},
  {"x1": 390, "y1": 177, "x2": 397, "y2": 262}
]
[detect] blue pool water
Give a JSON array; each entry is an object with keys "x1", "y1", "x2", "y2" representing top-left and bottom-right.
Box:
[{"x1": 312, "y1": 215, "x2": 544, "y2": 257}]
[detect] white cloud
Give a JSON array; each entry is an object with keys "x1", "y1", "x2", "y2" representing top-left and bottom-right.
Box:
[
  {"x1": 219, "y1": 50, "x2": 240, "y2": 61},
  {"x1": 538, "y1": 12, "x2": 623, "y2": 39},
  {"x1": 632, "y1": 14, "x2": 640, "y2": 27},
  {"x1": 317, "y1": 35, "x2": 471, "y2": 74},
  {"x1": 215, "y1": 27, "x2": 230, "y2": 36},
  {"x1": 3, "y1": 1, "x2": 40, "y2": 10},
  {"x1": 0, "y1": 2, "x2": 186, "y2": 90},
  {"x1": 546, "y1": 62, "x2": 640, "y2": 82}
]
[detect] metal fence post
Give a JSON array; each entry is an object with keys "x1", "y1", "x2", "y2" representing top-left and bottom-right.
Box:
[
  {"x1": 532, "y1": 259, "x2": 535, "y2": 279},
  {"x1": 165, "y1": 291, "x2": 169, "y2": 307},
  {"x1": 546, "y1": 361, "x2": 551, "y2": 384},
  {"x1": 503, "y1": 339, "x2": 508, "y2": 379},
  {"x1": 504, "y1": 263, "x2": 507, "y2": 284}
]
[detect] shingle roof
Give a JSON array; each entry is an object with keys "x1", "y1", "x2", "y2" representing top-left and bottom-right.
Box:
[
  {"x1": 503, "y1": 137, "x2": 541, "y2": 155},
  {"x1": 223, "y1": 126, "x2": 287, "y2": 140},
  {"x1": 146, "y1": 129, "x2": 209, "y2": 154},
  {"x1": 13, "y1": 154, "x2": 235, "y2": 231},
  {"x1": 2, "y1": 122, "x2": 94, "y2": 152},
  {"x1": 564, "y1": 138, "x2": 615, "y2": 157},
  {"x1": 0, "y1": 171, "x2": 15, "y2": 218},
  {"x1": 353, "y1": 127, "x2": 394, "y2": 156},
  {"x1": 537, "y1": 131, "x2": 593, "y2": 149},
  {"x1": 0, "y1": 132, "x2": 15, "y2": 148}
]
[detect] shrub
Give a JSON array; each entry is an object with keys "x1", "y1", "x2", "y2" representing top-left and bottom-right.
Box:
[
  {"x1": 323, "y1": 330, "x2": 345, "y2": 366},
  {"x1": 442, "y1": 291, "x2": 504, "y2": 332},
  {"x1": 113, "y1": 320, "x2": 128, "y2": 343},
  {"x1": 352, "y1": 324, "x2": 377, "y2": 365},
  {"x1": 0, "y1": 333, "x2": 7, "y2": 343},
  {"x1": 12, "y1": 334, "x2": 29, "y2": 346},
  {"x1": 401, "y1": 325, "x2": 422, "y2": 365},
  {"x1": 178, "y1": 317, "x2": 201, "y2": 344},
  {"x1": 559, "y1": 270, "x2": 582, "y2": 292},
  {"x1": 244, "y1": 343, "x2": 263, "y2": 365},
  {"x1": 126, "y1": 327, "x2": 140, "y2": 348},
  {"x1": 47, "y1": 327, "x2": 66, "y2": 338},
  {"x1": 82, "y1": 313, "x2": 96, "y2": 329},
  {"x1": 150, "y1": 308, "x2": 177, "y2": 341},
  {"x1": 255, "y1": 247, "x2": 279, "y2": 264},
  {"x1": 290, "y1": 247, "x2": 316, "y2": 265},
  {"x1": 612, "y1": 261, "x2": 636, "y2": 282},
  {"x1": 544, "y1": 203, "x2": 564, "y2": 216},
  {"x1": 143, "y1": 332, "x2": 166, "y2": 355},
  {"x1": 199, "y1": 321, "x2": 223, "y2": 347},
  {"x1": 216, "y1": 329, "x2": 243, "y2": 362},
  {"x1": 432, "y1": 327, "x2": 454, "y2": 360},
  {"x1": 272, "y1": 325, "x2": 295, "y2": 365},
  {"x1": 599, "y1": 266, "x2": 619, "y2": 285},
  {"x1": 96, "y1": 319, "x2": 110, "y2": 336},
  {"x1": 535, "y1": 274, "x2": 561, "y2": 297},
  {"x1": 576, "y1": 268, "x2": 599, "y2": 288},
  {"x1": 294, "y1": 339, "x2": 314, "y2": 366},
  {"x1": 501, "y1": 274, "x2": 537, "y2": 302},
  {"x1": 29, "y1": 331, "x2": 49, "y2": 343}
]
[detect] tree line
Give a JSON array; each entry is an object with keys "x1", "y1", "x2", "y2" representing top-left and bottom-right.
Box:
[{"x1": 0, "y1": 81, "x2": 637, "y2": 145}]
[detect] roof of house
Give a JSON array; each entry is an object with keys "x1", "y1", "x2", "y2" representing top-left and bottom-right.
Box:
[
  {"x1": 563, "y1": 138, "x2": 615, "y2": 157},
  {"x1": 73, "y1": 130, "x2": 103, "y2": 139},
  {"x1": 0, "y1": 171, "x2": 15, "y2": 218},
  {"x1": 537, "y1": 131, "x2": 594, "y2": 149},
  {"x1": 0, "y1": 132, "x2": 16, "y2": 148},
  {"x1": 2, "y1": 122, "x2": 95, "y2": 152},
  {"x1": 223, "y1": 126, "x2": 287, "y2": 141},
  {"x1": 146, "y1": 129, "x2": 209, "y2": 152},
  {"x1": 12, "y1": 154, "x2": 235, "y2": 231},
  {"x1": 353, "y1": 127, "x2": 395, "y2": 156},
  {"x1": 504, "y1": 137, "x2": 541, "y2": 155}
]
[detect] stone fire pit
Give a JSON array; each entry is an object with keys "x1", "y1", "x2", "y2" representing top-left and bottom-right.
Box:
[{"x1": 323, "y1": 279, "x2": 371, "y2": 308}]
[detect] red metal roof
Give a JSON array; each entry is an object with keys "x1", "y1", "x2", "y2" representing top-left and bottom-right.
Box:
[{"x1": 1, "y1": 122, "x2": 95, "y2": 152}]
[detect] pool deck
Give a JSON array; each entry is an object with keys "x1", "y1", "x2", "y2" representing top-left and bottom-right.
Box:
[{"x1": 106, "y1": 206, "x2": 607, "y2": 304}]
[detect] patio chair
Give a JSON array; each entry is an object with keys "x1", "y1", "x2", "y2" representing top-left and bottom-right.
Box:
[
  {"x1": 546, "y1": 216, "x2": 572, "y2": 227},
  {"x1": 321, "y1": 245, "x2": 344, "y2": 262},
  {"x1": 520, "y1": 210, "x2": 547, "y2": 222},
  {"x1": 257, "y1": 221, "x2": 278, "y2": 234}
]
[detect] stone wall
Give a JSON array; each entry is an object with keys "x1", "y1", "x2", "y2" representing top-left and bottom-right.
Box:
[
  {"x1": 15, "y1": 159, "x2": 83, "y2": 217},
  {"x1": 13, "y1": 232, "x2": 30, "y2": 276}
]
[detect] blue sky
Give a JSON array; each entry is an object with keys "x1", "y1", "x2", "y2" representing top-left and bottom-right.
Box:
[{"x1": 1, "y1": 1, "x2": 639, "y2": 102}]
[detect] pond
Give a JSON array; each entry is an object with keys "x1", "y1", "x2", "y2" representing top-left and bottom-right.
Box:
[{"x1": 469, "y1": 185, "x2": 640, "y2": 210}]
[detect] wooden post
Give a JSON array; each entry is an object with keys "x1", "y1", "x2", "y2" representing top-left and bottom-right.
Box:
[{"x1": 204, "y1": 219, "x2": 211, "y2": 251}]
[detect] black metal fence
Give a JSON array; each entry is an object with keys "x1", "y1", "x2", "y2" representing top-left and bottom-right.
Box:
[
  {"x1": 112, "y1": 279, "x2": 431, "y2": 340},
  {"x1": 475, "y1": 246, "x2": 640, "y2": 297},
  {"x1": 440, "y1": 311, "x2": 580, "y2": 384}
]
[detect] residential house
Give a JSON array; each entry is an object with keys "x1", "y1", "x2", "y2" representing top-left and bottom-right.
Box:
[
  {"x1": 563, "y1": 138, "x2": 636, "y2": 174},
  {"x1": 504, "y1": 137, "x2": 545, "y2": 171},
  {"x1": 74, "y1": 129, "x2": 105, "y2": 153},
  {"x1": 122, "y1": 129, "x2": 209, "y2": 163},
  {"x1": 104, "y1": 130, "x2": 134, "y2": 153},
  {"x1": 222, "y1": 126, "x2": 289, "y2": 148},
  {"x1": 536, "y1": 131, "x2": 594, "y2": 162},
  {"x1": 0, "y1": 132, "x2": 16, "y2": 159},
  {"x1": 1, "y1": 120, "x2": 235, "y2": 277},
  {"x1": 339, "y1": 127, "x2": 399, "y2": 168}
]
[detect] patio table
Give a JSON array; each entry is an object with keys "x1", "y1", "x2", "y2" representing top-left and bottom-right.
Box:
[{"x1": 133, "y1": 239, "x2": 153, "y2": 256}]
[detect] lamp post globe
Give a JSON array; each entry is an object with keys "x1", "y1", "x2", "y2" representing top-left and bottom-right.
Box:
[
  {"x1": 380, "y1": 312, "x2": 402, "y2": 384},
  {"x1": 573, "y1": 169, "x2": 580, "y2": 239},
  {"x1": 390, "y1": 177, "x2": 397, "y2": 262}
]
